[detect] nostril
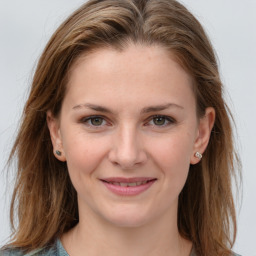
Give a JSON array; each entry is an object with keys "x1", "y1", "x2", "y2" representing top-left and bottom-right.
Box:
[
  {"x1": 112, "y1": 161, "x2": 119, "y2": 166},
  {"x1": 108, "y1": 141, "x2": 148, "y2": 169}
]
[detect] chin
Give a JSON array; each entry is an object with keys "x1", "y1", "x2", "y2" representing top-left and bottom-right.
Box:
[
  {"x1": 108, "y1": 216, "x2": 149, "y2": 228},
  {"x1": 102, "y1": 205, "x2": 153, "y2": 228}
]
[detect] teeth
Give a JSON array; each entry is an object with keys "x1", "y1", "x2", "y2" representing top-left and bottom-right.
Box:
[{"x1": 109, "y1": 181, "x2": 149, "y2": 186}]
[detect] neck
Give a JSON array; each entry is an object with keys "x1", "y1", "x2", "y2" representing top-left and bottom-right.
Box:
[{"x1": 62, "y1": 204, "x2": 192, "y2": 256}]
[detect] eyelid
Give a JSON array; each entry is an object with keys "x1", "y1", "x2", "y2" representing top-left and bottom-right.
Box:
[
  {"x1": 79, "y1": 114, "x2": 176, "y2": 128},
  {"x1": 145, "y1": 115, "x2": 176, "y2": 127},
  {"x1": 80, "y1": 115, "x2": 110, "y2": 127}
]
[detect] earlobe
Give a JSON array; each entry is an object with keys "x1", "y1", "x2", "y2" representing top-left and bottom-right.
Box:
[
  {"x1": 190, "y1": 107, "x2": 215, "y2": 165},
  {"x1": 46, "y1": 111, "x2": 66, "y2": 162}
]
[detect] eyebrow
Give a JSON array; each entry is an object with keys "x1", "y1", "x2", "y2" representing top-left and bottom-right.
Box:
[
  {"x1": 140, "y1": 103, "x2": 184, "y2": 113},
  {"x1": 72, "y1": 103, "x2": 184, "y2": 114},
  {"x1": 72, "y1": 103, "x2": 113, "y2": 113}
]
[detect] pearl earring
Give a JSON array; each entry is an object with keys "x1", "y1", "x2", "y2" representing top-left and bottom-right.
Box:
[{"x1": 195, "y1": 151, "x2": 202, "y2": 160}]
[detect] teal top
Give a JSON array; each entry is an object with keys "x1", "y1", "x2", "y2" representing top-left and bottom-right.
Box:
[
  {"x1": 1, "y1": 239, "x2": 241, "y2": 256},
  {"x1": 1, "y1": 240, "x2": 68, "y2": 256}
]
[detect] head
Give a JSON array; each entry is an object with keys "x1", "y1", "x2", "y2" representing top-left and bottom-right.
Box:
[{"x1": 9, "y1": 0, "x2": 239, "y2": 255}]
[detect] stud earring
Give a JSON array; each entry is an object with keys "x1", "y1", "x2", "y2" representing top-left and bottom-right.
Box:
[
  {"x1": 55, "y1": 150, "x2": 62, "y2": 156},
  {"x1": 195, "y1": 151, "x2": 202, "y2": 160}
]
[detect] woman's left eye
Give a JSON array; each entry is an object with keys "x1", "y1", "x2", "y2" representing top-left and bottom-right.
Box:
[{"x1": 147, "y1": 115, "x2": 175, "y2": 127}]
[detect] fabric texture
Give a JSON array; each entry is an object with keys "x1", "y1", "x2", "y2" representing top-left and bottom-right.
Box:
[
  {"x1": 1, "y1": 240, "x2": 68, "y2": 256},
  {"x1": 1, "y1": 239, "x2": 241, "y2": 256}
]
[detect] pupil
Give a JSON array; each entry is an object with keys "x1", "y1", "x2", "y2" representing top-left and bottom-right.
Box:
[
  {"x1": 92, "y1": 117, "x2": 103, "y2": 126},
  {"x1": 154, "y1": 117, "x2": 165, "y2": 125}
]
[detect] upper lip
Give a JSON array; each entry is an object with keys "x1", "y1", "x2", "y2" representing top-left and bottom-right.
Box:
[{"x1": 100, "y1": 177, "x2": 157, "y2": 183}]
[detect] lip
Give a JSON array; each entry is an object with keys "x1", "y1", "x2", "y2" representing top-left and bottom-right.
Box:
[
  {"x1": 100, "y1": 177, "x2": 157, "y2": 196},
  {"x1": 101, "y1": 177, "x2": 156, "y2": 183}
]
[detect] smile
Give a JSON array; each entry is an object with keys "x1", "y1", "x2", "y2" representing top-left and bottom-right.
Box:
[
  {"x1": 104, "y1": 180, "x2": 148, "y2": 187},
  {"x1": 100, "y1": 177, "x2": 157, "y2": 196}
]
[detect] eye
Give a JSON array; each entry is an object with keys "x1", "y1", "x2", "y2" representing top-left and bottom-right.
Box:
[
  {"x1": 90, "y1": 117, "x2": 104, "y2": 126},
  {"x1": 147, "y1": 115, "x2": 175, "y2": 127},
  {"x1": 153, "y1": 116, "x2": 167, "y2": 126},
  {"x1": 81, "y1": 116, "x2": 107, "y2": 127}
]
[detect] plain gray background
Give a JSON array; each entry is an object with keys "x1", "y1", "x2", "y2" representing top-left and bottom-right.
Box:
[{"x1": 0, "y1": 1, "x2": 255, "y2": 255}]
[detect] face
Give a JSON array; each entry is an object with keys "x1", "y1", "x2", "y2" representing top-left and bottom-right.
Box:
[{"x1": 48, "y1": 44, "x2": 214, "y2": 228}]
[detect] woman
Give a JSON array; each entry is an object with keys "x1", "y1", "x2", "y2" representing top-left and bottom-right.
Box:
[{"x1": 2, "y1": 0, "x2": 241, "y2": 255}]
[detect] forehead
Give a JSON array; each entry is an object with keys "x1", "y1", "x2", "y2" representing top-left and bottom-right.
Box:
[
  {"x1": 64, "y1": 44, "x2": 195, "y2": 110},
  {"x1": 68, "y1": 44, "x2": 193, "y2": 85}
]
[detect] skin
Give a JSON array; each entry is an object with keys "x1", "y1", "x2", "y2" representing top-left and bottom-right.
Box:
[{"x1": 47, "y1": 44, "x2": 215, "y2": 256}]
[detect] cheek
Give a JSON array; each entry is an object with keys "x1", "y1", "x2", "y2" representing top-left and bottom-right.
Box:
[
  {"x1": 62, "y1": 135, "x2": 110, "y2": 201},
  {"x1": 62, "y1": 131, "x2": 109, "y2": 179},
  {"x1": 148, "y1": 131, "x2": 195, "y2": 179},
  {"x1": 154, "y1": 131, "x2": 193, "y2": 156}
]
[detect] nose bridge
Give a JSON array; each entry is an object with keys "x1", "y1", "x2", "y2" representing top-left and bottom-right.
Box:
[{"x1": 109, "y1": 123, "x2": 146, "y2": 169}]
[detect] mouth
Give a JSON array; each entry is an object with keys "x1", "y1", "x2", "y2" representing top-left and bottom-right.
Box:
[
  {"x1": 101, "y1": 180, "x2": 155, "y2": 187},
  {"x1": 100, "y1": 177, "x2": 157, "y2": 186},
  {"x1": 100, "y1": 177, "x2": 157, "y2": 196}
]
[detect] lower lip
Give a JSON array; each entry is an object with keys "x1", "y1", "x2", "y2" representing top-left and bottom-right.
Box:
[{"x1": 102, "y1": 180, "x2": 156, "y2": 196}]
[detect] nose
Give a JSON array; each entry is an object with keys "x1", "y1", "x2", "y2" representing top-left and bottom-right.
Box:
[{"x1": 108, "y1": 125, "x2": 147, "y2": 170}]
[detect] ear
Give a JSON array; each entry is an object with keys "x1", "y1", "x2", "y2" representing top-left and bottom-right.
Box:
[
  {"x1": 46, "y1": 111, "x2": 66, "y2": 162},
  {"x1": 190, "y1": 107, "x2": 215, "y2": 165}
]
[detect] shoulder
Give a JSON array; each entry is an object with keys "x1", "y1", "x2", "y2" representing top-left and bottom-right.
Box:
[
  {"x1": 0, "y1": 240, "x2": 64, "y2": 256},
  {"x1": 0, "y1": 247, "x2": 55, "y2": 256}
]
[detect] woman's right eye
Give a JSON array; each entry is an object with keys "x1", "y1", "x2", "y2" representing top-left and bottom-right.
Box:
[{"x1": 81, "y1": 116, "x2": 107, "y2": 127}]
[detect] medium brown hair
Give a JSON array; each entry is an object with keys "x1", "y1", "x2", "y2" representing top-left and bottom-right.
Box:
[{"x1": 6, "y1": 0, "x2": 240, "y2": 255}]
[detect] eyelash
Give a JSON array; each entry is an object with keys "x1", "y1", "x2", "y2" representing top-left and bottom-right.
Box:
[
  {"x1": 80, "y1": 115, "x2": 176, "y2": 128},
  {"x1": 146, "y1": 115, "x2": 176, "y2": 127},
  {"x1": 80, "y1": 115, "x2": 108, "y2": 128}
]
